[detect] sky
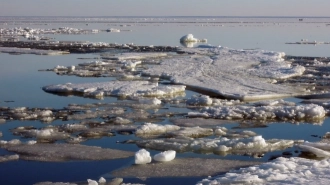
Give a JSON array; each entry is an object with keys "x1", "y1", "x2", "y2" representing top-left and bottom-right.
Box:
[{"x1": 0, "y1": 0, "x2": 330, "y2": 17}]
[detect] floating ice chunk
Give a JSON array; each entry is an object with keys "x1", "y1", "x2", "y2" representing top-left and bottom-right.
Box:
[
  {"x1": 135, "y1": 123, "x2": 180, "y2": 136},
  {"x1": 0, "y1": 154, "x2": 19, "y2": 163},
  {"x1": 87, "y1": 179, "x2": 98, "y2": 185},
  {"x1": 190, "y1": 104, "x2": 325, "y2": 121},
  {"x1": 153, "y1": 150, "x2": 176, "y2": 162},
  {"x1": 98, "y1": 177, "x2": 106, "y2": 184},
  {"x1": 196, "y1": 157, "x2": 330, "y2": 185},
  {"x1": 299, "y1": 144, "x2": 330, "y2": 157},
  {"x1": 180, "y1": 34, "x2": 207, "y2": 43},
  {"x1": 167, "y1": 127, "x2": 214, "y2": 138},
  {"x1": 0, "y1": 119, "x2": 6, "y2": 124},
  {"x1": 135, "y1": 149, "x2": 152, "y2": 164},
  {"x1": 138, "y1": 98, "x2": 162, "y2": 105},
  {"x1": 186, "y1": 95, "x2": 212, "y2": 106},
  {"x1": 121, "y1": 60, "x2": 142, "y2": 69}
]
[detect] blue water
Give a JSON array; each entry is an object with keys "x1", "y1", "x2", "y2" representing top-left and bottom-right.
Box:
[{"x1": 1, "y1": 16, "x2": 330, "y2": 185}]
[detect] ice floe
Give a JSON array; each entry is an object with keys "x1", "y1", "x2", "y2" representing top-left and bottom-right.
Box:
[
  {"x1": 135, "y1": 123, "x2": 180, "y2": 137},
  {"x1": 196, "y1": 157, "x2": 330, "y2": 185},
  {"x1": 3, "y1": 143, "x2": 134, "y2": 161},
  {"x1": 136, "y1": 135, "x2": 296, "y2": 156},
  {"x1": 143, "y1": 47, "x2": 307, "y2": 101},
  {"x1": 0, "y1": 47, "x2": 70, "y2": 55},
  {"x1": 112, "y1": 158, "x2": 261, "y2": 177},
  {"x1": 0, "y1": 154, "x2": 19, "y2": 163},
  {"x1": 42, "y1": 81, "x2": 185, "y2": 98},
  {"x1": 101, "y1": 52, "x2": 167, "y2": 60},
  {"x1": 180, "y1": 34, "x2": 207, "y2": 43}
]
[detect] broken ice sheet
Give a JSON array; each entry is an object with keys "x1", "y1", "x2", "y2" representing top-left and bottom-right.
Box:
[
  {"x1": 196, "y1": 157, "x2": 330, "y2": 185},
  {"x1": 136, "y1": 135, "x2": 296, "y2": 156},
  {"x1": 111, "y1": 158, "x2": 261, "y2": 178},
  {"x1": 143, "y1": 47, "x2": 311, "y2": 101},
  {"x1": 188, "y1": 103, "x2": 326, "y2": 123},
  {"x1": 42, "y1": 81, "x2": 185, "y2": 99},
  {"x1": 0, "y1": 47, "x2": 70, "y2": 55},
  {"x1": 3, "y1": 143, "x2": 134, "y2": 161},
  {"x1": 101, "y1": 52, "x2": 167, "y2": 60}
]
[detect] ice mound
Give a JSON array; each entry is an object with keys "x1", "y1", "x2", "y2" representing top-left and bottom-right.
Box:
[
  {"x1": 186, "y1": 95, "x2": 213, "y2": 106},
  {"x1": 180, "y1": 34, "x2": 207, "y2": 43},
  {"x1": 189, "y1": 104, "x2": 325, "y2": 121},
  {"x1": 4, "y1": 143, "x2": 134, "y2": 161},
  {"x1": 98, "y1": 177, "x2": 106, "y2": 184},
  {"x1": 43, "y1": 81, "x2": 185, "y2": 98},
  {"x1": 196, "y1": 157, "x2": 330, "y2": 185},
  {"x1": 87, "y1": 179, "x2": 98, "y2": 185},
  {"x1": 143, "y1": 47, "x2": 306, "y2": 101},
  {"x1": 153, "y1": 150, "x2": 176, "y2": 162},
  {"x1": 135, "y1": 149, "x2": 152, "y2": 164}
]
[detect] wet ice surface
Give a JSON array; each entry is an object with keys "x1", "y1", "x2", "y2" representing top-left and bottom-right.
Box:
[{"x1": 2, "y1": 143, "x2": 134, "y2": 161}]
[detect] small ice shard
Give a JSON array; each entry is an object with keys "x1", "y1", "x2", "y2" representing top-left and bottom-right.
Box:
[
  {"x1": 98, "y1": 177, "x2": 106, "y2": 184},
  {"x1": 87, "y1": 179, "x2": 98, "y2": 185},
  {"x1": 135, "y1": 149, "x2": 152, "y2": 164},
  {"x1": 153, "y1": 150, "x2": 176, "y2": 162}
]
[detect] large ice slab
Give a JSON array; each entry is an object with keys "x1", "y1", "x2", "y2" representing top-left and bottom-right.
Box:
[
  {"x1": 143, "y1": 47, "x2": 307, "y2": 101},
  {"x1": 43, "y1": 81, "x2": 185, "y2": 98},
  {"x1": 196, "y1": 157, "x2": 330, "y2": 185},
  {"x1": 112, "y1": 158, "x2": 261, "y2": 177},
  {"x1": 0, "y1": 47, "x2": 70, "y2": 55},
  {"x1": 3, "y1": 143, "x2": 134, "y2": 161}
]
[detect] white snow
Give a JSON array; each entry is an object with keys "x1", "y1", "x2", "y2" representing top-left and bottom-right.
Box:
[
  {"x1": 135, "y1": 149, "x2": 152, "y2": 164},
  {"x1": 196, "y1": 157, "x2": 330, "y2": 185},
  {"x1": 186, "y1": 95, "x2": 213, "y2": 106},
  {"x1": 143, "y1": 47, "x2": 307, "y2": 101},
  {"x1": 153, "y1": 150, "x2": 176, "y2": 162},
  {"x1": 43, "y1": 81, "x2": 185, "y2": 98}
]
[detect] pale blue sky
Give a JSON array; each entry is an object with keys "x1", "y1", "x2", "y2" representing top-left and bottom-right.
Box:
[{"x1": 0, "y1": 0, "x2": 329, "y2": 17}]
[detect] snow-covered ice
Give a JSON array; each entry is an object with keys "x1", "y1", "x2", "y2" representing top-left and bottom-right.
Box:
[
  {"x1": 101, "y1": 52, "x2": 167, "y2": 60},
  {"x1": 196, "y1": 157, "x2": 330, "y2": 185},
  {"x1": 188, "y1": 103, "x2": 325, "y2": 122},
  {"x1": 135, "y1": 123, "x2": 180, "y2": 136},
  {"x1": 43, "y1": 81, "x2": 185, "y2": 98},
  {"x1": 153, "y1": 150, "x2": 176, "y2": 162},
  {"x1": 134, "y1": 149, "x2": 152, "y2": 164},
  {"x1": 143, "y1": 47, "x2": 307, "y2": 101}
]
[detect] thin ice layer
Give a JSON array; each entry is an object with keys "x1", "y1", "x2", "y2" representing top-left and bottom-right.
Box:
[
  {"x1": 43, "y1": 81, "x2": 185, "y2": 98},
  {"x1": 143, "y1": 47, "x2": 306, "y2": 101},
  {"x1": 196, "y1": 157, "x2": 330, "y2": 185}
]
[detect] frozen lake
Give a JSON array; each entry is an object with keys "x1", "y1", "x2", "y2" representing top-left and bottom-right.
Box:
[{"x1": 1, "y1": 16, "x2": 330, "y2": 185}]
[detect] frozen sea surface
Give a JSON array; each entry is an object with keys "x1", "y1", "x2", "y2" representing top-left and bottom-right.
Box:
[{"x1": 1, "y1": 16, "x2": 330, "y2": 185}]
